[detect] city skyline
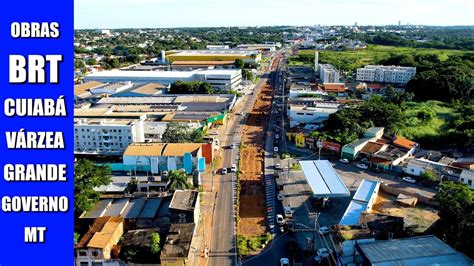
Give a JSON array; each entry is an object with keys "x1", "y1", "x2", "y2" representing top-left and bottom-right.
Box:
[{"x1": 74, "y1": 0, "x2": 474, "y2": 29}]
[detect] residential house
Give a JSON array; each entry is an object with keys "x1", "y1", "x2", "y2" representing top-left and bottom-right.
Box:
[
  {"x1": 75, "y1": 217, "x2": 124, "y2": 266},
  {"x1": 169, "y1": 190, "x2": 200, "y2": 227},
  {"x1": 160, "y1": 223, "x2": 196, "y2": 266},
  {"x1": 459, "y1": 169, "x2": 474, "y2": 189}
]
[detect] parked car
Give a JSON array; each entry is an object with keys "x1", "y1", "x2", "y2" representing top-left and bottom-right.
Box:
[
  {"x1": 229, "y1": 144, "x2": 235, "y2": 149},
  {"x1": 276, "y1": 214, "x2": 285, "y2": 225},
  {"x1": 221, "y1": 168, "x2": 228, "y2": 175},
  {"x1": 275, "y1": 163, "x2": 281, "y2": 170},
  {"x1": 279, "y1": 226, "x2": 285, "y2": 233},
  {"x1": 274, "y1": 147, "x2": 279, "y2": 153},
  {"x1": 361, "y1": 158, "x2": 369, "y2": 163},
  {"x1": 280, "y1": 258, "x2": 290, "y2": 266},
  {"x1": 209, "y1": 131, "x2": 218, "y2": 135},
  {"x1": 402, "y1": 176, "x2": 417, "y2": 184},
  {"x1": 318, "y1": 226, "x2": 331, "y2": 235},
  {"x1": 356, "y1": 163, "x2": 368, "y2": 169},
  {"x1": 339, "y1": 158, "x2": 349, "y2": 164},
  {"x1": 231, "y1": 164, "x2": 237, "y2": 172}
]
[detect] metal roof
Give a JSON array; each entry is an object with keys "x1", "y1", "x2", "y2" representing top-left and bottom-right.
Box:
[
  {"x1": 299, "y1": 160, "x2": 350, "y2": 197},
  {"x1": 353, "y1": 179, "x2": 379, "y2": 203},
  {"x1": 103, "y1": 198, "x2": 129, "y2": 217},
  {"x1": 138, "y1": 198, "x2": 162, "y2": 219},
  {"x1": 357, "y1": 235, "x2": 472, "y2": 265},
  {"x1": 121, "y1": 198, "x2": 146, "y2": 219},
  {"x1": 339, "y1": 200, "x2": 368, "y2": 226}
]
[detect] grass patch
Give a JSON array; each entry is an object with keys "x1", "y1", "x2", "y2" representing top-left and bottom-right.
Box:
[
  {"x1": 399, "y1": 101, "x2": 459, "y2": 140},
  {"x1": 237, "y1": 233, "x2": 273, "y2": 256},
  {"x1": 293, "y1": 45, "x2": 469, "y2": 74}
]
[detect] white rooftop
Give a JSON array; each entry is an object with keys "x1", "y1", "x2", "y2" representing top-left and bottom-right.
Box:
[{"x1": 299, "y1": 160, "x2": 350, "y2": 198}]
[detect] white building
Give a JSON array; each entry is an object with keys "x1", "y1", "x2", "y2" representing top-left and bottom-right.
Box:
[
  {"x1": 459, "y1": 170, "x2": 474, "y2": 189},
  {"x1": 288, "y1": 102, "x2": 339, "y2": 127},
  {"x1": 74, "y1": 118, "x2": 144, "y2": 155},
  {"x1": 84, "y1": 69, "x2": 242, "y2": 92},
  {"x1": 356, "y1": 65, "x2": 416, "y2": 84},
  {"x1": 318, "y1": 64, "x2": 340, "y2": 83}
]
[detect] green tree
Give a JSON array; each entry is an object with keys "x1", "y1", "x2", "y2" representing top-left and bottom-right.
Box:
[
  {"x1": 167, "y1": 169, "x2": 189, "y2": 189},
  {"x1": 74, "y1": 232, "x2": 80, "y2": 245},
  {"x1": 74, "y1": 159, "x2": 111, "y2": 214},
  {"x1": 86, "y1": 58, "x2": 97, "y2": 65},
  {"x1": 417, "y1": 110, "x2": 435, "y2": 122},
  {"x1": 435, "y1": 181, "x2": 473, "y2": 258},
  {"x1": 150, "y1": 232, "x2": 161, "y2": 254},
  {"x1": 420, "y1": 169, "x2": 436, "y2": 181},
  {"x1": 242, "y1": 69, "x2": 254, "y2": 81},
  {"x1": 234, "y1": 59, "x2": 245, "y2": 69},
  {"x1": 74, "y1": 59, "x2": 85, "y2": 70},
  {"x1": 170, "y1": 81, "x2": 213, "y2": 94},
  {"x1": 162, "y1": 122, "x2": 202, "y2": 143}
]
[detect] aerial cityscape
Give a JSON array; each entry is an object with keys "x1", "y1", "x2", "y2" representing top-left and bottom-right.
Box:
[{"x1": 73, "y1": 2, "x2": 474, "y2": 265}]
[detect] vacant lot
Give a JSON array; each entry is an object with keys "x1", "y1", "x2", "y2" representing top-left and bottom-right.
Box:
[
  {"x1": 400, "y1": 101, "x2": 460, "y2": 140},
  {"x1": 373, "y1": 192, "x2": 439, "y2": 233}
]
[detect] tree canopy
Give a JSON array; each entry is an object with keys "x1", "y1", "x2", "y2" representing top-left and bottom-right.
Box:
[
  {"x1": 435, "y1": 181, "x2": 473, "y2": 258},
  {"x1": 161, "y1": 122, "x2": 204, "y2": 143},
  {"x1": 166, "y1": 169, "x2": 191, "y2": 190},
  {"x1": 74, "y1": 159, "x2": 111, "y2": 214},
  {"x1": 169, "y1": 81, "x2": 214, "y2": 94}
]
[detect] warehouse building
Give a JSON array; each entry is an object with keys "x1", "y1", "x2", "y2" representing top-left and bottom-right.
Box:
[{"x1": 84, "y1": 69, "x2": 242, "y2": 92}]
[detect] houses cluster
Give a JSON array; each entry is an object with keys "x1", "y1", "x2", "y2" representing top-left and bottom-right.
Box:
[
  {"x1": 341, "y1": 127, "x2": 474, "y2": 188},
  {"x1": 75, "y1": 189, "x2": 200, "y2": 266}
]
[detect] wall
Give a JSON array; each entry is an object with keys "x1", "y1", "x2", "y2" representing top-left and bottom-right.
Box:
[{"x1": 380, "y1": 184, "x2": 438, "y2": 207}]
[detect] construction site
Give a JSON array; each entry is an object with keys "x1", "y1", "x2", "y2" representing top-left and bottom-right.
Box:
[{"x1": 238, "y1": 56, "x2": 280, "y2": 237}]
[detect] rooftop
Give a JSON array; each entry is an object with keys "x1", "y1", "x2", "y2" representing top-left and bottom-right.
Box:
[
  {"x1": 76, "y1": 216, "x2": 124, "y2": 249},
  {"x1": 360, "y1": 142, "x2": 385, "y2": 154},
  {"x1": 169, "y1": 190, "x2": 199, "y2": 212},
  {"x1": 161, "y1": 223, "x2": 195, "y2": 260},
  {"x1": 123, "y1": 143, "x2": 203, "y2": 157},
  {"x1": 353, "y1": 179, "x2": 380, "y2": 203},
  {"x1": 299, "y1": 160, "x2": 350, "y2": 198},
  {"x1": 393, "y1": 136, "x2": 417, "y2": 150},
  {"x1": 357, "y1": 235, "x2": 472, "y2": 265},
  {"x1": 121, "y1": 228, "x2": 160, "y2": 248},
  {"x1": 74, "y1": 81, "x2": 104, "y2": 96},
  {"x1": 171, "y1": 60, "x2": 235, "y2": 66},
  {"x1": 339, "y1": 200, "x2": 368, "y2": 226}
]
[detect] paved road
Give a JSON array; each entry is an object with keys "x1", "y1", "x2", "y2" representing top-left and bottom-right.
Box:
[{"x1": 209, "y1": 56, "x2": 278, "y2": 266}]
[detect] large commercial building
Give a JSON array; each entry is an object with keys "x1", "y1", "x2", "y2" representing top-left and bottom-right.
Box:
[
  {"x1": 166, "y1": 49, "x2": 262, "y2": 63},
  {"x1": 356, "y1": 65, "x2": 416, "y2": 84},
  {"x1": 84, "y1": 69, "x2": 242, "y2": 92},
  {"x1": 318, "y1": 64, "x2": 340, "y2": 83},
  {"x1": 288, "y1": 101, "x2": 339, "y2": 128}
]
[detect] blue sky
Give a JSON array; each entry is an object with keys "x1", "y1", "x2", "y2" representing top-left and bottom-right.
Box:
[{"x1": 74, "y1": 0, "x2": 474, "y2": 29}]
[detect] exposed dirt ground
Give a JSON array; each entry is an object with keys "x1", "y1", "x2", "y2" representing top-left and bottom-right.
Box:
[
  {"x1": 372, "y1": 191, "x2": 439, "y2": 233},
  {"x1": 238, "y1": 57, "x2": 279, "y2": 236}
]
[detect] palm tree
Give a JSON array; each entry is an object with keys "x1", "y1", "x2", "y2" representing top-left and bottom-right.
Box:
[{"x1": 167, "y1": 169, "x2": 189, "y2": 189}]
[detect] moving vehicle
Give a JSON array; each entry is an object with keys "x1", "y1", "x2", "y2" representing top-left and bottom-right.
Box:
[
  {"x1": 318, "y1": 226, "x2": 331, "y2": 235},
  {"x1": 229, "y1": 143, "x2": 235, "y2": 149},
  {"x1": 356, "y1": 163, "x2": 368, "y2": 169},
  {"x1": 221, "y1": 168, "x2": 228, "y2": 175},
  {"x1": 276, "y1": 214, "x2": 285, "y2": 225},
  {"x1": 402, "y1": 176, "x2": 417, "y2": 183},
  {"x1": 279, "y1": 226, "x2": 285, "y2": 233},
  {"x1": 283, "y1": 207, "x2": 293, "y2": 218},
  {"x1": 274, "y1": 146, "x2": 279, "y2": 153},
  {"x1": 209, "y1": 131, "x2": 218, "y2": 136},
  {"x1": 315, "y1": 248, "x2": 333, "y2": 263},
  {"x1": 339, "y1": 158, "x2": 349, "y2": 164},
  {"x1": 275, "y1": 163, "x2": 281, "y2": 170},
  {"x1": 231, "y1": 164, "x2": 237, "y2": 172}
]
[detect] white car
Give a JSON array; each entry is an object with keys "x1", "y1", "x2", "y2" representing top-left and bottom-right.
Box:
[
  {"x1": 283, "y1": 207, "x2": 293, "y2": 218},
  {"x1": 277, "y1": 192, "x2": 284, "y2": 201},
  {"x1": 279, "y1": 226, "x2": 285, "y2": 233},
  {"x1": 280, "y1": 258, "x2": 289, "y2": 266},
  {"x1": 229, "y1": 144, "x2": 235, "y2": 149},
  {"x1": 356, "y1": 163, "x2": 368, "y2": 169},
  {"x1": 231, "y1": 164, "x2": 237, "y2": 172},
  {"x1": 339, "y1": 158, "x2": 349, "y2": 164},
  {"x1": 209, "y1": 131, "x2": 219, "y2": 135},
  {"x1": 275, "y1": 163, "x2": 281, "y2": 170},
  {"x1": 276, "y1": 214, "x2": 285, "y2": 225},
  {"x1": 318, "y1": 226, "x2": 331, "y2": 235},
  {"x1": 221, "y1": 168, "x2": 228, "y2": 175},
  {"x1": 402, "y1": 176, "x2": 417, "y2": 184},
  {"x1": 315, "y1": 248, "x2": 333, "y2": 262}
]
